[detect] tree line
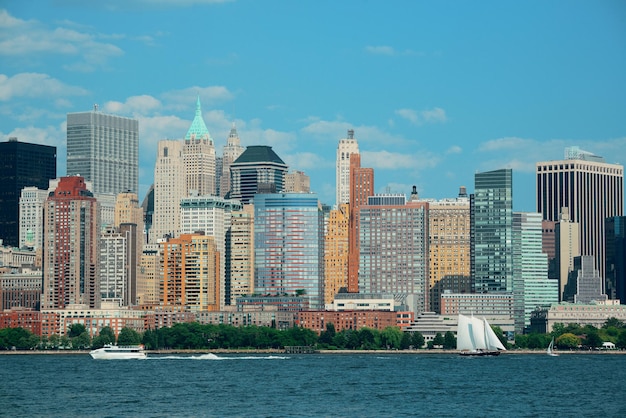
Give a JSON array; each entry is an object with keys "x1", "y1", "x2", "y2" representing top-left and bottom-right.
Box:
[{"x1": 2, "y1": 318, "x2": 626, "y2": 351}]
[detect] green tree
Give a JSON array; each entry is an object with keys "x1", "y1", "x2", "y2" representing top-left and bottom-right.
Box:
[
  {"x1": 318, "y1": 323, "x2": 336, "y2": 346},
  {"x1": 431, "y1": 332, "x2": 444, "y2": 348},
  {"x1": 400, "y1": 332, "x2": 412, "y2": 350},
  {"x1": 616, "y1": 331, "x2": 626, "y2": 349},
  {"x1": 380, "y1": 326, "x2": 403, "y2": 350},
  {"x1": 583, "y1": 330, "x2": 602, "y2": 348},
  {"x1": 117, "y1": 327, "x2": 142, "y2": 346},
  {"x1": 443, "y1": 331, "x2": 456, "y2": 349},
  {"x1": 92, "y1": 326, "x2": 116, "y2": 349},
  {"x1": 551, "y1": 323, "x2": 566, "y2": 338},
  {"x1": 67, "y1": 323, "x2": 87, "y2": 338},
  {"x1": 556, "y1": 333, "x2": 580, "y2": 349},
  {"x1": 71, "y1": 332, "x2": 91, "y2": 349},
  {"x1": 603, "y1": 317, "x2": 625, "y2": 329},
  {"x1": 411, "y1": 331, "x2": 425, "y2": 349}
]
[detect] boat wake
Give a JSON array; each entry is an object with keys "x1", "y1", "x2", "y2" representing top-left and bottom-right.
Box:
[{"x1": 148, "y1": 354, "x2": 290, "y2": 361}]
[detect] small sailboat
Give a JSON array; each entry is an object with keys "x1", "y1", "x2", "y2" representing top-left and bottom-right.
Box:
[
  {"x1": 547, "y1": 337, "x2": 558, "y2": 357},
  {"x1": 457, "y1": 314, "x2": 506, "y2": 356}
]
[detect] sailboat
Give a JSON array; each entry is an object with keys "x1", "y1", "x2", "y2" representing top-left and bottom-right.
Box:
[
  {"x1": 547, "y1": 337, "x2": 558, "y2": 357},
  {"x1": 457, "y1": 314, "x2": 507, "y2": 356}
]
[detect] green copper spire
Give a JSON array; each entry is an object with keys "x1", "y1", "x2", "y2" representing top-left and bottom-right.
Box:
[{"x1": 185, "y1": 96, "x2": 212, "y2": 141}]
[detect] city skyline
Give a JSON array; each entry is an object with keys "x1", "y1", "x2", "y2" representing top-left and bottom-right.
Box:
[{"x1": 2, "y1": 2, "x2": 626, "y2": 210}]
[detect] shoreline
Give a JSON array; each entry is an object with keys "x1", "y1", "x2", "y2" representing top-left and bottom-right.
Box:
[{"x1": 1, "y1": 348, "x2": 625, "y2": 355}]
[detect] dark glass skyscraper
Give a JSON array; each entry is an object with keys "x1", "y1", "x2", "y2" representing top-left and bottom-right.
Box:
[
  {"x1": 228, "y1": 146, "x2": 288, "y2": 205},
  {"x1": 471, "y1": 168, "x2": 513, "y2": 293},
  {"x1": 0, "y1": 138, "x2": 56, "y2": 247},
  {"x1": 605, "y1": 216, "x2": 626, "y2": 303}
]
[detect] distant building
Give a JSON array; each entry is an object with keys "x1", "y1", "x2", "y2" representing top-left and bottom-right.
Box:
[
  {"x1": 41, "y1": 176, "x2": 100, "y2": 309},
  {"x1": 183, "y1": 97, "x2": 216, "y2": 196},
  {"x1": 67, "y1": 109, "x2": 138, "y2": 195},
  {"x1": 228, "y1": 146, "x2": 288, "y2": 205},
  {"x1": 555, "y1": 208, "x2": 580, "y2": 301},
  {"x1": 19, "y1": 187, "x2": 51, "y2": 250},
  {"x1": 336, "y1": 129, "x2": 359, "y2": 207},
  {"x1": 152, "y1": 140, "x2": 185, "y2": 243},
  {"x1": 323, "y1": 204, "x2": 350, "y2": 305},
  {"x1": 563, "y1": 255, "x2": 607, "y2": 304},
  {"x1": 0, "y1": 268, "x2": 42, "y2": 311},
  {"x1": 605, "y1": 216, "x2": 626, "y2": 303},
  {"x1": 0, "y1": 138, "x2": 56, "y2": 248},
  {"x1": 297, "y1": 310, "x2": 401, "y2": 334},
  {"x1": 440, "y1": 291, "x2": 514, "y2": 318},
  {"x1": 284, "y1": 170, "x2": 310, "y2": 193},
  {"x1": 137, "y1": 244, "x2": 162, "y2": 306},
  {"x1": 225, "y1": 205, "x2": 255, "y2": 306},
  {"x1": 531, "y1": 301, "x2": 626, "y2": 333},
  {"x1": 219, "y1": 124, "x2": 245, "y2": 197},
  {"x1": 536, "y1": 146, "x2": 624, "y2": 283},
  {"x1": 471, "y1": 168, "x2": 513, "y2": 293}
]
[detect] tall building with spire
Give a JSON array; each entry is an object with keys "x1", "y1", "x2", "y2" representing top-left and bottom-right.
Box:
[
  {"x1": 336, "y1": 129, "x2": 359, "y2": 207},
  {"x1": 219, "y1": 124, "x2": 245, "y2": 197},
  {"x1": 536, "y1": 147, "x2": 624, "y2": 284},
  {"x1": 67, "y1": 108, "x2": 138, "y2": 195},
  {"x1": 183, "y1": 97, "x2": 216, "y2": 196}
]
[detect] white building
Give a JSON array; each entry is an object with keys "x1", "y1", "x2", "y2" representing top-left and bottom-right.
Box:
[
  {"x1": 335, "y1": 129, "x2": 359, "y2": 207},
  {"x1": 19, "y1": 187, "x2": 49, "y2": 250},
  {"x1": 219, "y1": 124, "x2": 245, "y2": 197}
]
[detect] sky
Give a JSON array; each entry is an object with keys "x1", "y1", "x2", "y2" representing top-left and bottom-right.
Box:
[{"x1": 1, "y1": 0, "x2": 625, "y2": 211}]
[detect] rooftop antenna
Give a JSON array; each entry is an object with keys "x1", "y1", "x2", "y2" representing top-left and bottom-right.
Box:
[{"x1": 94, "y1": 104, "x2": 99, "y2": 111}]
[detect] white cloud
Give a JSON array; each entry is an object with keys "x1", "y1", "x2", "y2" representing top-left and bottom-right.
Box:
[
  {"x1": 362, "y1": 150, "x2": 439, "y2": 170},
  {"x1": 161, "y1": 86, "x2": 235, "y2": 110},
  {"x1": 365, "y1": 45, "x2": 395, "y2": 55},
  {"x1": 103, "y1": 95, "x2": 162, "y2": 115},
  {"x1": 301, "y1": 119, "x2": 411, "y2": 146},
  {"x1": 283, "y1": 152, "x2": 333, "y2": 171},
  {"x1": 0, "y1": 73, "x2": 88, "y2": 101},
  {"x1": 395, "y1": 107, "x2": 447, "y2": 125},
  {"x1": 446, "y1": 145, "x2": 462, "y2": 154}
]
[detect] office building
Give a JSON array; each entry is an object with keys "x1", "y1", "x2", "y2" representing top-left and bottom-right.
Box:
[
  {"x1": 563, "y1": 255, "x2": 607, "y2": 304},
  {"x1": 67, "y1": 108, "x2": 138, "y2": 195},
  {"x1": 336, "y1": 129, "x2": 359, "y2": 207},
  {"x1": 225, "y1": 205, "x2": 254, "y2": 306},
  {"x1": 348, "y1": 153, "x2": 374, "y2": 293},
  {"x1": 536, "y1": 146, "x2": 624, "y2": 282},
  {"x1": 471, "y1": 168, "x2": 513, "y2": 293},
  {"x1": 284, "y1": 171, "x2": 311, "y2": 193},
  {"x1": 228, "y1": 146, "x2": 288, "y2": 204},
  {"x1": 512, "y1": 212, "x2": 558, "y2": 333},
  {"x1": 254, "y1": 193, "x2": 324, "y2": 310},
  {"x1": 0, "y1": 138, "x2": 56, "y2": 248},
  {"x1": 183, "y1": 97, "x2": 216, "y2": 196},
  {"x1": 358, "y1": 194, "x2": 429, "y2": 314},
  {"x1": 41, "y1": 176, "x2": 100, "y2": 309},
  {"x1": 555, "y1": 208, "x2": 580, "y2": 300},
  {"x1": 137, "y1": 244, "x2": 161, "y2": 306},
  {"x1": 19, "y1": 186, "x2": 51, "y2": 250},
  {"x1": 605, "y1": 216, "x2": 626, "y2": 303},
  {"x1": 151, "y1": 140, "x2": 185, "y2": 243},
  {"x1": 100, "y1": 224, "x2": 140, "y2": 307},
  {"x1": 219, "y1": 124, "x2": 245, "y2": 197}
]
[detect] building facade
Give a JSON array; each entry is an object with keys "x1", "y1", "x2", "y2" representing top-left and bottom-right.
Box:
[
  {"x1": 225, "y1": 205, "x2": 255, "y2": 306},
  {"x1": 605, "y1": 216, "x2": 626, "y2": 303},
  {"x1": 536, "y1": 146, "x2": 624, "y2": 282},
  {"x1": 471, "y1": 168, "x2": 513, "y2": 293},
  {"x1": 151, "y1": 140, "x2": 185, "y2": 243},
  {"x1": 254, "y1": 193, "x2": 324, "y2": 310},
  {"x1": 19, "y1": 186, "x2": 51, "y2": 250},
  {"x1": 41, "y1": 176, "x2": 100, "y2": 309},
  {"x1": 284, "y1": 171, "x2": 311, "y2": 193},
  {"x1": 336, "y1": 129, "x2": 359, "y2": 207},
  {"x1": 323, "y1": 204, "x2": 350, "y2": 305},
  {"x1": 229, "y1": 146, "x2": 288, "y2": 204},
  {"x1": 219, "y1": 124, "x2": 245, "y2": 197},
  {"x1": 0, "y1": 138, "x2": 56, "y2": 248},
  {"x1": 66, "y1": 109, "x2": 138, "y2": 195}
]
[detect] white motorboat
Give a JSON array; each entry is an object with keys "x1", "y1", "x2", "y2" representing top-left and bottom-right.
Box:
[{"x1": 89, "y1": 344, "x2": 147, "y2": 360}]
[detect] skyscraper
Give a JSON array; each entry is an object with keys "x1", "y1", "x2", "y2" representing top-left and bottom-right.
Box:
[
  {"x1": 323, "y1": 203, "x2": 350, "y2": 305},
  {"x1": 555, "y1": 208, "x2": 580, "y2": 300},
  {"x1": 336, "y1": 129, "x2": 359, "y2": 207},
  {"x1": 358, "y1": 194, "x2": 429, "y2": 314},
  {"x1": 229, "y1": 146, "x2": 288, "y2": 205},
  {"x1": 42, "y1": 176, "x2": 100, "y2": 309},
  {"x1": 512, "y1": 212, "x2": 557, "y2": 333},
  {"x1": 67, "y1": 108, "x2": 138, "y2": 195},
  {"x1": 536, "y1": 147, "x2": 624, "y2": 282},
  {"x1": 225, "y1": 205, "x2": 255, "y2": 306},
  {"x1": 183, "y1": 97, "x2": 216, "y2": 196},
  {"x1": 219, "y1": 124, "x2": 245, "y2": 197},
  {"x1": 151, "y1": 140, "x2": 185, "y2": 243},
  {"x1": 605, "y1": 216, "x2": 626, "y2": 303},
  {"x1": 471, "y1": 168, "x2": 513, "y2": 293},
  {"x1": 0, "y1": 138, "x2": 56, "y2": 248},
  {"x1": 347, "y1": 153, "x2": 374, "y2": 293},
  {"x1": 254, "y1": 193, "x2": 324, "y2": 310}
]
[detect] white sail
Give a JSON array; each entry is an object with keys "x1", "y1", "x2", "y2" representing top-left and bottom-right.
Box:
[
  {"x1": 456, "y1": 314, "x2": 475, "y2": 351},
  {"x1": 483, "y1": 318, "x2": 506, "y2": 351}
]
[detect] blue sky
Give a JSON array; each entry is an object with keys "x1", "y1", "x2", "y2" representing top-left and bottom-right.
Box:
[{"x1": 1, "y1": 1, "x2": 625, "y2": 211}]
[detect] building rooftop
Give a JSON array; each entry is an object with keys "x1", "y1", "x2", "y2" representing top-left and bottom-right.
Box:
[{"x1": 233, "y1": 145, "x2": 286, "y2": 165}]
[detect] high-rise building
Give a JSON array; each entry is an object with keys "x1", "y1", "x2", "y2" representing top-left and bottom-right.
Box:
[
  {"x1": 151, "y1": 140, "x2": 185, "y2": 243},
  {"x1": 66, "y1": 108, "x2": 138, "y2": 195},
  {"x1": 555, "y1": 208, "x2": 580, "y2": 300},
  {"x1": 347, "y1": 153, "x2": 374, "y2": 293},
  {"x1": 229, "y1": 146, "x2": 288, "y2": 204},
  {"x1": 180, "y1": 195, "x2": 243, "y2": 309},
  {"x1": 563, "y1": 255, "x2": 607, "y2": 304},
  {"x1": 162, "y1": 233, "x2": 220, "y2": 311},
  {"x1": 254, "y1": 193, "x2": 324, "y2": 310},
  {"x1": 536, "y1": 146, "x2": 624, "y2": 282},
  {"x1": 323, "y1": 203, "x2": 350, "y2": 305},
  {"x1": 471, "y1": 168, "x2": 513, "y2": 293},
  {"x1": 137, "y1": 244, "x2": 161, "y2": 306},
  {"x1": 219, "y1": 124, "x2": 245, "y2": 197},
  {"x1": 19, "y1": 186, "x2": 51, "y2": 250},
  {"x1": 183, "y1": 97, "x2": 216, "y2": 196},
  {"x1": 605, "y1": 216, "x2": 626, "y2": 303},
  {"x1": 284, "y1": 171, "x2": 311, "y2": 193},
  {"x1": 425, "y1": 189, "x2": 471, "y2": 313},
  {"x1": 41, "y1": 176, "x2": 100, "y2": 309},
  {"x1": 99, "y1": 224, "x2": 139, "y2": 307},
  {"x1": 358, "y1": 194, "x2": 429, "y2": 314},
  {"x1": 336, "y1": 129, "x2": 359, "y2": 207},
  {"x1": 0, "y1": 138, "x2": 56, "y2": 248},
  {"x1": 225, "y1": 205, "x2": 254, "y2": 306},
  {"x1": 512, "y1": 212, "x2": 558, "y2": 333}
]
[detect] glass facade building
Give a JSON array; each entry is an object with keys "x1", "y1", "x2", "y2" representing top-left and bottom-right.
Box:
[
  {"x1": 229, "y1": 146, "x2": 288, "y2": 205},
  {"x1": 253, "y1": 193, "x2": 324, "y2": 310},
  {"x1": 605, "y1": 216, "x2": 626, "y2": 303},
  {"x1": 67, "y1": 110, "x2": 139, "y2": 195},
  {"x1": 471, "y1": 168, "x2": 513, "y2": 293}
]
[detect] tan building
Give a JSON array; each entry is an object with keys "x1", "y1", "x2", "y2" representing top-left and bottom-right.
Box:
[
  {"x1": 323, "y1": 204, "x2": 349, "y2": 305},
  {"x1": 284, "y1": 170, "x2": 310, "y2": 193},
  {"x1": 162, "y1": 233, "x2": 220, "y2": 312},
  {"x1": 152, "y1": 140, "x2": 185, "y2": 243},
  {"x1": 226, "y1": 205, "x2": 254, "y2": 306},
  {"x1": 533, "y1": 301, "x2": 626, "y2": 333},
  {"x1": 40, "y1": 303, "x2": 146, "y2": 337},
  {"x1": 183, "y1": 97, "x2": 216, "y2": 196},
  {"x1": 137, "y1": 244, "x2": 162, "y2": 306},
  {"x1": 424, "y1": 193, "x2": 471, "y2": 313},
  {"x1": 440, "y1": 291, "x2": 514, "y2": 318}
]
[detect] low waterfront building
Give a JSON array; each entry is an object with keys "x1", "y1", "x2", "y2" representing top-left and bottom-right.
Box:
[
  {"x1": 326, "y1": 293, "x2": 396, "y2": 311},
  {"x1": 0, "y1": 267, "x2": 42, "y2": 311},
  {"x1": 40, "y1": 303, "x2": 146, "y2": 337},
  {"x1": 196, "y1": 310, "x2": 295, "y2": 329},
  {"x1": 530, "y1": 301, "x2": 626, "y2": 333},
  {"x1": 0, "y1": 307, "x2": 41, "y2": 336},
  {"x1": 440, "y1": 291, "x2": 514, "y2": 318},
  {"x1": 296, "y1": 310, "x2": 401, "y2": 334}
]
